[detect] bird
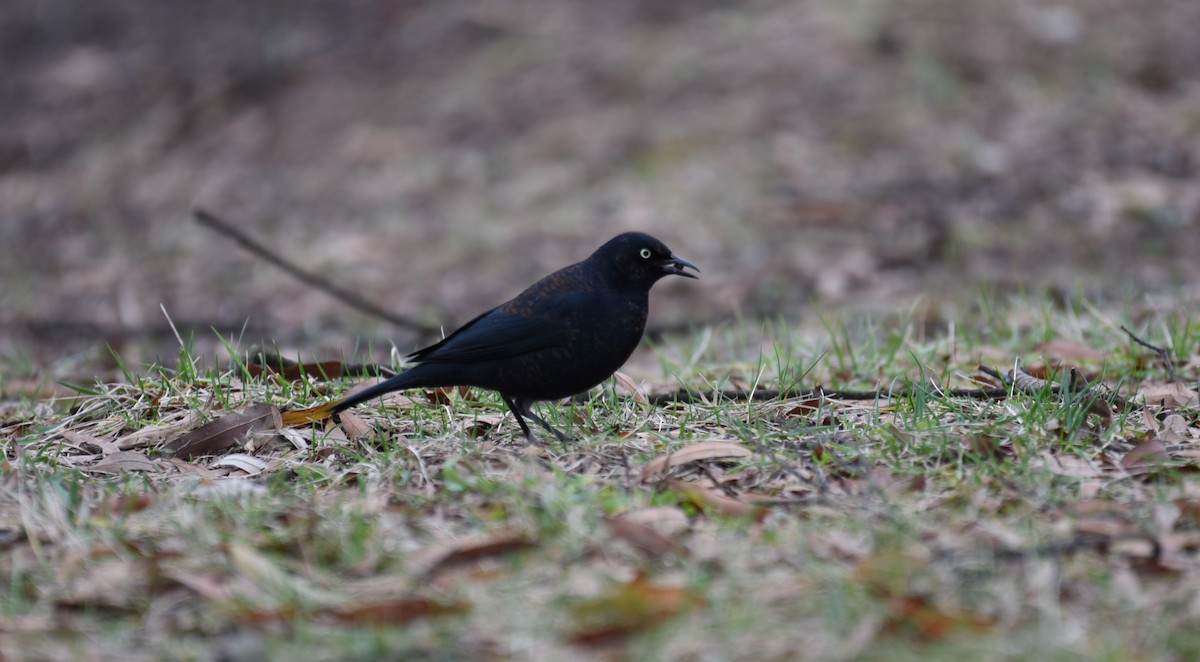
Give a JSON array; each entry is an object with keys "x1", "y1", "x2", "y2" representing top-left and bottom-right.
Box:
[{"x1": 283, "y1": 232, "x2": 698, "y2": 440}]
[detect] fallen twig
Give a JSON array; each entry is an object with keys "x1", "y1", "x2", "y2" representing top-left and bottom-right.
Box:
[
  {"x1": 193, "y1": 208, "x2": 441, "y2": 335},
  {"x1": 1120, "y1": 324, "x2": 1176, "y2": 381}
]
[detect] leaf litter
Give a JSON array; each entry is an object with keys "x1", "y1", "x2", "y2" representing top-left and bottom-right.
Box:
[{"x1": 5, "y1": 312, "x2": 1200, "y2": 658}]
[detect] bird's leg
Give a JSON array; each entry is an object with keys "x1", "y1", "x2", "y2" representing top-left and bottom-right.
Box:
[
  {"x1": 523, "y1": 408, "x2": 569, "y2": 443},
  {"x1": 501, "y1": 395, "x2": 536, "y2": 441},
  {"x1": 501, "y1": 395, "x2": 567, "y2": 443}
]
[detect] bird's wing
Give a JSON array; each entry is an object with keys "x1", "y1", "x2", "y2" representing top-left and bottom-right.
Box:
[{"x1": 408, "y1": 305, "x2": 571, "y2": 364}]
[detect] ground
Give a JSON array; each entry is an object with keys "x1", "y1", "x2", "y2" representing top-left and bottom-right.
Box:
[{"x1": 3, "y1": 1, "x2": 1200, "y2": 659}]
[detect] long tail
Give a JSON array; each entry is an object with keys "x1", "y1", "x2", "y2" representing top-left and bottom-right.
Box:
[{"x1": 280, "y1": 370, "x2": 430, "y2": 426}]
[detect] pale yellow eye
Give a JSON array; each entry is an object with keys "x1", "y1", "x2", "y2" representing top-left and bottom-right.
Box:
[{"x1": 639, "y1": 248, "x2": 652, "y2": 259}]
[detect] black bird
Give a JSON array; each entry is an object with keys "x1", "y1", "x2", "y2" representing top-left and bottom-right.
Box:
[{"x1": 287, "y1": 232, "x2": 698, "y2": 440}]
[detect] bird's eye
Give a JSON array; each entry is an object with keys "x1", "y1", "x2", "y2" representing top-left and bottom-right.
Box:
[{"x1": 639, "y1": 248, "x2": 652, "y2": 259}]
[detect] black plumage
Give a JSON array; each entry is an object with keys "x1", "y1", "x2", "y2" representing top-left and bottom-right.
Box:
[{"x1": 292, "y1": 232, "x2": 698, "y2": 440}]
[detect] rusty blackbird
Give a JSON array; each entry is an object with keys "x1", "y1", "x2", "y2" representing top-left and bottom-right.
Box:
[{"x1": 286, "y1": 232, "x2": 698, "y2": 440}]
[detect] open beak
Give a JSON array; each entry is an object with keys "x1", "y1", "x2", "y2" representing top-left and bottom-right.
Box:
[{"x1": 660, "y1": 254, "x2": 700, "y2": 279}]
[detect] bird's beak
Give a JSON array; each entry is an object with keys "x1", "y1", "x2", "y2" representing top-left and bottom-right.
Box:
[{"x1": 660, "y1": 254, "x2": 700, "y2": 279}]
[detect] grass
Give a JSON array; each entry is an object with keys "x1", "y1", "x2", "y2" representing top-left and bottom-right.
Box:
[{"x1": 2, "y1": 296, "x2": 1200, "y2": 660}]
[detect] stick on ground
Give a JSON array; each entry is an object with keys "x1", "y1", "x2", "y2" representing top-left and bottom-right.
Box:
[
  {"x1": 194, "y1": 208, "x2": 441, "y2": 336},
  {"x1": 1120, "y1": 324, "x2": 1175, "y2": 381}
]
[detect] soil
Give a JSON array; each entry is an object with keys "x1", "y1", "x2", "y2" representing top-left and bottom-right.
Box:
[{"x1": 3, "y1": 0, "x2": 1199, "y2": 374}]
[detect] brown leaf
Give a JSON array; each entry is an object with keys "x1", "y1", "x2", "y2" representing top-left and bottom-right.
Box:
[
  {"x1": 1039, "y1": 451, "x2": 1105, "y2": 478},
  {"x1": 1008, "y1": 364, "x2": 1056, "y2": 391},
  {"x1": 567, "y1": 574, "x2": 702, "y2": 646},
  {"x1": 247, "y1": 359, "x2": 347, "y2": 381},
  {"x1": 1138, "y1": 382, "x2": 1200, "y2": 409},
  {"x1": 163, "y1": 457, "x2": 217, "y2": 477},
  {"x1": 325, "y1": 597, "x2": 468, "y2": 624},
  {"x1": 417, "y1": 530, "x2": 536, "y2": 578},
  {"x1": 605, "y1": 516, "x2": 684, "y2": 558},
  {"x1": 612, "y1": 370, "x2": 648, "y2": 404},
  {"x1": 1033, "y1": 340, "x2": 1106, "y2": 362},
  {"x1": 114, "y1": 411, "x2": 204, "y2": 450},
  {"x1": 883, "y1": 595, "x2": 994, "y2": 641},
  {"x1": 965, "y1": 435, "x2": 1008, "y2": 461},
  {"x1": 99, "y1": 494, "x2": 154, "y2": 515},
  {"x1": 784, "y1": 396, "x2": 823, "y2": 417},
  {"x1": 1017, "y1": 362, "x2": 1051, "y2": 380},
  {"x1": 461, "y1": 413, "x2": 505, "y2": 438},
  {"x1": 166, "y1": 403, "x2": 279, "y2": 460},
  {"x1": 280, "y1": 377, "x2": 399, "y2": 426},
  {"x1": 668, "y1": 480, "x2": 760, "y2": 519},
  {"x1": 337, "y1": 411, "x2": 373, "y2": 439},
  {"x1": 85, "y1": 450, "x2": 161, "y2": 474},
  {"x1": 1159, "y1": 414, "x2": 1192, "y2": 443},
  {"x1": 61, "y1": 430, "x2": 119, "y2": 455},
  {"x1": 424, "y1": 386, "x2": 471, "y2": 405},
  {"x1": 1121, "y1": 438, "x2": 1170, "y2": 471},
  {"x1": 618, "y1": 506, "x2": 691, "y2": 536},
  {"x1": 640, "y1": 441, "x2": 754, "y2": 481}
]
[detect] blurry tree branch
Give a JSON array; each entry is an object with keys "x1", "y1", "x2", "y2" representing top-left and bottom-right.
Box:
[{"x1": 193, "y1": 208, "x2": 441, "y2": 336}]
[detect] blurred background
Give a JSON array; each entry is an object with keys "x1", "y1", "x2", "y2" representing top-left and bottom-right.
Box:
[{"x1": 3, "y1": 0, "x2": 1199, "y2": 376}]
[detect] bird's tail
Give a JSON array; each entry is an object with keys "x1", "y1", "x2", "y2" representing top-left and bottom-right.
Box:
[{"x1": 280, "y1": 372, "x2": 420, "y2": 426}]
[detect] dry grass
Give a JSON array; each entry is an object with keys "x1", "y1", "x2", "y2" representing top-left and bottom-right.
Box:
[{"x1": 4, "y1": 297, "x2": 1200, "y2": 659}]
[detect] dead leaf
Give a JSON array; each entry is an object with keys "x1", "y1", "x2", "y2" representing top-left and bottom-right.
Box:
[
  {"x1": 965, "y1": 435, "x2": 1008, "y2": 461},
  {"x1": 85, "y1": 450, "x2": 161, "y2": 474},
  {"x1": 1039, "y1": 451, "x2": 1106, "y2": 478},
  {"x1": 99, "y1": 494, "x2": 154, "y2": 515},
  {"x1": 462, "y1": 413, "x2": 505, "y2": 438},
  {"x1": 668, "y1": 480, "x2": 760, "y2": 519},
  {"x1": 618, "y1": 506, "x2": 691, "y2": 536},
  {"x1": 337, "y1": 411, "x2": 372, "y2": 439},
  {"x1": 114, "y1": 411, "x2": 204, "y2": 450},
  {"x1": 1033, "y1": 340, "x2": 1106, "y2": 362},
  {"x1": 1159, "y1": 414, "x2": 1192, "y2": 443},
  {"x1": 325, "y1": 597, "x2": 468, "y2": 624},
  {"x1": 416, "y1": 530, "x2": 537, "y2": 578},
  {"x1": 61, "y1": 430, "x2": 119, "y2": 456},
  {"x1": 211, "y1": 453, "x2": 270, "y2": 476},
  {"x1": 166, "y1": 403, "x2": 280, "y2": 460},
  {"x1": 567, "y1": 574, "x2": 702, "y2": 646},
  {"x1": 277, "y1": 427, "x2": 310, "y2": 450},
  {"x1": 784, "y1": 395, "x2": 823, "y2": 417},
  {"x1": 640, "y1": 441, "x2": 754, "y2": 481},
  {"x1": 1138, "y1": 382, "x2": 1200, "y2": 409},
  {"x1": 883, "y1": 595, "x2": 994, "y2": 641},
  {"x1": 612, "y1": 371, "x2": 648, "y2": 404},
  {"x1": 424, "y1": 386, "x2": 471, "y2": 405},
  {"x1": 1121, "y1": 438, "x2": 1170, "y2": 471},
  {"x1": 163, "y1": 457, "x2": 217, "y2": 477},
  {"x1": 605, "y1": 516, "x2": 684, "y2": 557},
  {"x1": 280, "y1": 378, "x2": 397, "y2": 426},
  {"x1": 247, "y1": 359, "x2": 348, "y2": 381}
]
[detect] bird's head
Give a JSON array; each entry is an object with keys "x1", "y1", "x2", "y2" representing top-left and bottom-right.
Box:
[{"x1": 590, "y1": 232, "x2": 700, "y2": 290}]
